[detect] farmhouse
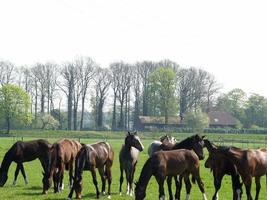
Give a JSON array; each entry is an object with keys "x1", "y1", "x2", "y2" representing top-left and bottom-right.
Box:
[{"x1": 137, "y1": 111, "x2": 238, "y2": 130}]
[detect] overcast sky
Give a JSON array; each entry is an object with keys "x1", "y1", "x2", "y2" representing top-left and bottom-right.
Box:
[{"x1": 0, "y1": 0, "x2": 267, "y2": 96}]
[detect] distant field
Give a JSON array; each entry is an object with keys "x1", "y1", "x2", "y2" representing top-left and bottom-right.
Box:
[{"x1": 0, "y1": 132, "x2": 266, "y2": 199}]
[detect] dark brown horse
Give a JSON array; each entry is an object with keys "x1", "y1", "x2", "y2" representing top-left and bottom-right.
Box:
[
  {"x1": 0, "y1": 139, "x2": 51, "y2": 192},
  {"x1": 135, "y1": 149, "x2": 207, "y2": 200},
  {"x1": 119, "y1": 131, "x2": 144, "y2": 196},
  {"x1": 155, "y1": 134, "x2": 205, "y2": 200},
  {"x1": 43, "y1": 138, "x2": 82, "y2": 194},
  {"x1": 217, "y1": 146, "x2": 267, "y2": 200},
  {"x1": 67, "y1": 141, "x2": 114, "y2": 199},
  {"x1": 204, "y1": 139, "x2": 242, "y2": 200}
]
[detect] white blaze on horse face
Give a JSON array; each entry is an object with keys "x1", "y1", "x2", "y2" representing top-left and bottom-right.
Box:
[
  {"x1": 136, "y1": 136, "x2": 144, "y2": 151},
  {"x1": 202, "y1": 193, "x2": 208, "y2": 200}
]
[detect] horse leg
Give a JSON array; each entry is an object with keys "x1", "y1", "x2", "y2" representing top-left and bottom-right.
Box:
[
  {"x1": 194, "y1": 170, "x2": 207, "y2": 200},
  {"x1": 106, "y1": 162, "x2": 112, "y2": 199},
  {"x1": 155, "y1": 175, "x2": 165, "y2": 200},
  {"x1": 129, "y1": 164, "x2": 137, "y2": 196},
  {"x1": 13, "y1": 164, "x2": 20, "y2": 186},
  {"x1": 255, "y1": 176, "x2": 261, "y2": 200},
  {"x1": 68, "y1": 163, "x2": 74, "y2": 189},
  {"x1": 174, "y1": 176, "x2": 182, "y2": 200},
  {"x1": 20, "y1": 163, "x2": 28, "y2": 185},
  {"x1": 98, "y1": 167, "x2": 106, "y2": 195},
  {"x1": 125, "y1": 168, "x2": 131, "y2": 195},
  {"x1": 212, "y1": 174, "x2": 223, "y2": 200},
  {"x1": 91, "y1": 167, "x2": 100, "y2": 199},
  {"x1": 231, "y1": 174, "x2": 242, "y2": 200},
  {"x1": 243, "y1": 176, "x2": 253, "y2": 200},
  {"x1": 119, "y1": 165, "x2": 123, "y2": 195},
  {"x1": 167, "y1": 176, "x2": 173, "y2": 200},
  {"x1": 184, "y1": 174, "x2": 192, "y2": 200},
  {"x1": 59, "y1": 163, "x2": 65, "y2": 192}
]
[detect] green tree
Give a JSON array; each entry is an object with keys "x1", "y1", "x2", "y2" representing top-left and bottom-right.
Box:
[
  {"x1": 148, "y1": 67, "x2": 177, "y2": 123},
  {"x1": 0, "y1": 84, "x2": 32, "y2": 133},
  {"x1": 216, "y1": 88, "x2": 246, "y2": 124},
  {"x1": 184, "y1": 109, "x2": 209, "y2": 133},
  {"x1": 244, "y1": 94, "x2": 267, "y2": 128}
]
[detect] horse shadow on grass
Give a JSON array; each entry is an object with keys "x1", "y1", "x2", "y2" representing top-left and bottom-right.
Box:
[{"x1": 42, "y1": 192, "x2": 111, "y2": 200}]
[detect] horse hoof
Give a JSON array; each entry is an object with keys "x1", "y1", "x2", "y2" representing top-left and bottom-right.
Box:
[
  {"x1": 102, "y1": 191, "x2": 106, "y2": 195},
  {"x1": 119, "y1": 192, "x2": 122, "y2": 196},
  {"x1": 108, "y1": 195, "x2": 111, "y2": 199}
]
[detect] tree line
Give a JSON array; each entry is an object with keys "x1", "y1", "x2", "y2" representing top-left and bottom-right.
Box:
[{"x1": 0, "y1": 57, "x2": 266, "y2": 132}]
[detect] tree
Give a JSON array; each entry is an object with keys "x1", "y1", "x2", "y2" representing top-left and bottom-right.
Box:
[
  {"x1": 0, "y1": 60, "x2": 15, "y2": 85},
  {"x1": 148, "y1": 67, "x2": 177, "y2": 124},
  {"x1": 184, "y1": 109, "x2": 209, "y2": 133},
  {"x1": 0, "y1": 84, "x2": 32, "y2": 133}
]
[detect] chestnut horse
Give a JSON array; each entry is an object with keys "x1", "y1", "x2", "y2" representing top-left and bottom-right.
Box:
[
  {"x1": 0, "y1": 139, "x2": 51, "y2": 192},
  {"x1": 204, "y1": 139, "x2": 242, "y2": 200},
  {"x1": 217, "y1": 146, "x2": 267, "y2": 200},
  {"x1": 67, "y1": 141, "x2": 114, "y2": 199},
  {"x1": 43, "y1": 138, "x2": 82, "y2": 194},
  {"x1": 147, "y1": 134, "x2": 176, "y2": 157},
  {"x1": 119, "y1": 131, "x2": 144, "y2": 196},
  {"x1": 135, "y1": 149, "x2": 207, "y2": 200}
]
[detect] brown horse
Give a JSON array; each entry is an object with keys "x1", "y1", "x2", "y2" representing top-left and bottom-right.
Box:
[
  {"x1": 0, "y1": 139, "x2": 51, "y2": 192},
  {"x1": 119, "y1": 131, "x2": 144, "y2": 196},
  {"x1": 67, "y1": 141, "x2": 114, "y2": 199},
  {"x1": 218, "y1": 146, "x2": 267, "y2": 200},
  {"x1": 43, "y1": 138, "x2": 82, "y2": 194},
  {"x1": 155, "y1": 134, "x2": 205, "y2": 200},
  {"x1": 135, "y1": 149, "x2": 207, "y2": 200},
  {"x1": 204, "y1": 139, "x2": 242, "y2": 200}
]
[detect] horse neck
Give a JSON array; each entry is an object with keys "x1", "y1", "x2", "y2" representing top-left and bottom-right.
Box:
[
  {"x1": 0, "y1": 148, "x2": 14, "y2": 173},
  {"x1": 136, "y1": 157, "x2": 153, "y2": 191},
  {"x1": 75, "y1": 148, "x2": 87, "y2": 176},
  {"x1": 173, "y1": 138, "x2": 192, "y2": 150}
]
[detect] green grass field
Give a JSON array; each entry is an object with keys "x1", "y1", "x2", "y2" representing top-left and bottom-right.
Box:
[{"x1": 0, "y1": 132, "x2": 266, "y2": 200}]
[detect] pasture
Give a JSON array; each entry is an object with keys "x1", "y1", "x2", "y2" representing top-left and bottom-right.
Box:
[{"x1": 0, "y1": 132, "x2": 267, "y2": 200}]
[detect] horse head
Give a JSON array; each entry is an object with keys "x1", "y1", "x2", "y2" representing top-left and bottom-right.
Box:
[
  {"x1": 73, "y1": 175, "x2": 83, "y2": 199},
  {"x1": 42, "y1": 171, "x2": 52, "y2": 194},
  {"x1": 0, "y1": 169, "x2": 8, "y2": 187},
  {"x1": 125, "y1": 131, "x2": 144, "y2": 152},
  {"x1": 190, "y1": 134, "x2": 205, "y2": 160},
  {"x1": 134, "y1": 181, "x2": 146, "y2": 200}
]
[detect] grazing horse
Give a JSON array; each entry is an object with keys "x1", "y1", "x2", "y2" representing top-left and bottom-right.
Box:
[
  {"x1": 67, "y1": 141, "x2": 114, "y2": 199},
  {"x1": 0, "y1": 139, "x2": 51, "y2": 191},
  {"x1": 43, "y1": 138, "x2": 82, "y2": 194},
  {"x1": 147, "y1": 134, "x2": 176, "y2": 157},
  {"x1": 204, "y1": 139, "x2": 242, "y2": 200},
  {"x1": 135, "y1": 149, "x2": 207, "y2": 200},
  {"x1": 217, "y1": 146, "x2": 267, "y2": 200},
  {"x1": 155, "y1": 134, "x2": 205, "y2": 200},
  {"x1": 119, "y1": 131, "x2": 144, "y2": 196}
]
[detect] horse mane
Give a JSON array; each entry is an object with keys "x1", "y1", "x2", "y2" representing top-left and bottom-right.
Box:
[{"x1": 173, "y1": 134, "x2": 196, "y2": 149}]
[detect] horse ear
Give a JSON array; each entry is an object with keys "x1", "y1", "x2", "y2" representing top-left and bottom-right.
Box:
[
  {"x1": 202, "y1": 135, "x2": 206, "y2": 139},
  {"x1": 128, "y1": 131, "x2": 131, "y2": 135},
  {"x1": 133, "y1": 131, "x2": 137, "y2": 135}
]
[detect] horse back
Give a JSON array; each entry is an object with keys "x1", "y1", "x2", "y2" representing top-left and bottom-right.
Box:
[{"x1": 91, "y1": 142, "x2": 114, "y2": 167}]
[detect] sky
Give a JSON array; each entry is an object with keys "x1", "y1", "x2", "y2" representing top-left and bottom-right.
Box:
[{"x1": 0, "y1": 0, "x2": 267, "y2": 96}]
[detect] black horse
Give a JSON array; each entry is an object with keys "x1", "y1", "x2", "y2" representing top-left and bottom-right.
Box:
[
  {"x1": 0, "y1": 139, "x2": 51, "y2": 193},
  {"x1": 204, "y1": 139, "x2": 243, "y2": 200},
  {"x1": 67, "y1": 141, "x2": 114, "y2": 199},
  {"x1": 119, "y1": 131, "x2": 144, "y2": 196}
]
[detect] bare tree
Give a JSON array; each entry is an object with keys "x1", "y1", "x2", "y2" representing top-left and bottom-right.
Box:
[
  {"x1": 110, "y1": 62, "x2": 122, "y2": 130},
  {"x1": 93, "y1": 67, "x2": 111, "y2": 128},
  {"x1": 0, "y1": 60, "x2": 15, "y2": 85},
  {"x1": 58, "y1": 62, "x2": 76, "y2": 130},
  {"x1": 77, "y1": 57, "x2": 95, "y2": 130},
  {"x1": 132, "y1": 64, "x2": 142, "y2": 129}
]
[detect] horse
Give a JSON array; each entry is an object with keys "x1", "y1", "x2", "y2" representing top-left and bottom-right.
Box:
[
  {"x1": 43, "y1": 138, "x2": 82, "y2": 194},
  {"x1": 153, "y1": 134, "x2": 205, "y2": 200},
  {"x1": 135, "y1": 149, "x2": 207, "y2": 200},
  {"x1": 119, "y1": 131, "x2": 144, "y2": 196},
  {"x1": 204, "y1": 139, "x2": 243, "y2": 200},
  {"x1": 217, "y1": 146, "x2": 267, "y2": 200},
  {"x1": 67, "y1": 141, "x2": 114, "y2": 199},
  {"x1": 0, "y1": 139, "x2": 51, "y2": 192},
  {"x1": 147, "y1": 134, "x2": 176, "y2": 157}
]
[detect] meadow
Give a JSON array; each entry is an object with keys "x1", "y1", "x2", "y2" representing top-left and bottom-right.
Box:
[{"x1": 0, "y1": 131, "x2": 266, "y2": 200}]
